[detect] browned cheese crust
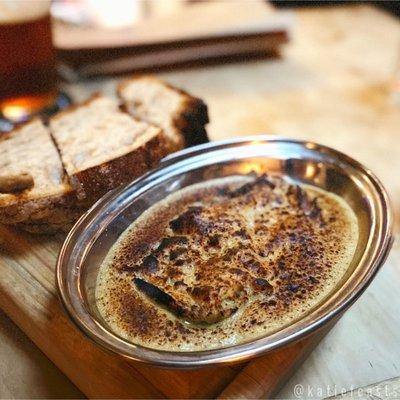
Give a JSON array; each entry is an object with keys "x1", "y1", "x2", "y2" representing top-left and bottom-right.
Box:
[{"x1": 96, "y1": 174, "x2": 358, "y2": 351}]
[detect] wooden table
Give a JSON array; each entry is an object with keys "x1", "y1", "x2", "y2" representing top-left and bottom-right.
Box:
[{"x1": 1, "y1": 5, "x2": 400, "y2": 399}]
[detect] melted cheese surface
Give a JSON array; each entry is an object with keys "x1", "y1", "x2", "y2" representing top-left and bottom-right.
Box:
[{"x1": 96, "y1": 175, "x2": 358, "y2": 351}]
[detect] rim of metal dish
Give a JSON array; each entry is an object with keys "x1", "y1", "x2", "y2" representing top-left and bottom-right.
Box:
[{"x1": 56, "y1": 135, "x2": 393, "y2": 368}]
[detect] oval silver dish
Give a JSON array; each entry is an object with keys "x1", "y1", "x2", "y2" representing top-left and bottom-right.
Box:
[{"x1": 56, "y1": 136, "x2": 393, "y2": 368}]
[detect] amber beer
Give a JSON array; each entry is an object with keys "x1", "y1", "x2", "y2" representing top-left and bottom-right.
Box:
[{"x1": 0, "y1": 0, "x2": 57, "y2": 125}]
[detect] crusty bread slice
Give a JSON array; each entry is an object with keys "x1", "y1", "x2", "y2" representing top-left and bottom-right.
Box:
[
  {"x1": 0, "y1": 79, "x2": 207, "y2": 234},
  {"x1": 118, "y1": 76, "x2": 209, "y2": 151},
  {"x1": 50, "y1": 95, "x2": 168, "y2": 201},
  {"x1": 0, "y1": 119, "x2": 78, "y2": 227},
  {"x1": 14, "y1": 209, "x2": 83, "y2": 234},
  {"x1": 14, "y1": 222, "x2": 69, "y2": 235}
]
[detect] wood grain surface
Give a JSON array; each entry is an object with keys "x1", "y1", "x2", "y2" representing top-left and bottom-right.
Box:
[
  {"x1": 1, "y1": 4, "x2": 400, "y2": 399},
  {"x1": 218, "y1": 327, "x2": 330, "y2": 399},
  {"x1": 331, "y1": 376, "x2": 400, "y2": 399}
]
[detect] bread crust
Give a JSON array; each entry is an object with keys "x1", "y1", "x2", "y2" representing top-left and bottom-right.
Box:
[
  {"x1": 0, "y1": 188, "x2": 83, "y2": 224},
  {"x1": 157, "y1": 78, "x2": 209, "y2": 147},
  {"x1": 118, "y1": 76, "x2": 209, "y2": 149},
  {"x1": 14, "y1": 220, "x2": 76, "y2": 234},
  {"x1": 176, "y1": 96, "x2": 209, "y2": 147},
  {"x1": 0, "y1": 118, "x2": 80, "y2": 229},
  {"x1": 8, "y1": 192, "x2": 90, "y2": 234},
  {"x1": 1, "y1": 78, "x2": 206, "y2": 234},
  {"x1": 11, "y1": 127, "x2": 168, "y2": 230},
  {"x1": 70, "y1": 130, "x2": 168, "y2": 201}
]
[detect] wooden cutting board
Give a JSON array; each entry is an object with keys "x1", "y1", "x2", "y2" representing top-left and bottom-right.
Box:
[{"x1": 0, "y1": 222, "x2": 327, "y2": 398}]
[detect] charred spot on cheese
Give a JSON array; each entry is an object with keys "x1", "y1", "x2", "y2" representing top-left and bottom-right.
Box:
[
  {"x1": 134, "y1": 278, "x2": 184, "y2": 317},
  {"x1": 139, "y1": 255, "x2": 158, "y2": 273},
  {"x1": 225, "y1": 175, "x2": 275, "y2": 198},
  {"x1": 252, "y1": 278, "x2": 273, "y2": 292},
  {"x1": 169, "y1": 206, "x2": 204, "y2": 233},
  {"x1": 96, "y1": 174, "x2": 358, "y2": 351},
  {"x1": 157, "y1": 236, "x2": 188, "y2": 251}
]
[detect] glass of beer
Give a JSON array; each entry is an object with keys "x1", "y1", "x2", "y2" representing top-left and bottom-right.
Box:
[{"x1": 0, "y1": 0, "x2": 64, "y2": 131}]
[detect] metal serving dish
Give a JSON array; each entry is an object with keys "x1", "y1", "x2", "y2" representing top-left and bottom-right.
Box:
[{"x1": 56, "y1": 136, "x2": 393, "y2": 368}]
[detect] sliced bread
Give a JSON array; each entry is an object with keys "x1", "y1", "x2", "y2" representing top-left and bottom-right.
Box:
[
  {"x1": 50, "y1": 95, "x2": 168, "y2": 201},
  {"x1": 0, "y1": 119, "x2": 78, "y2": 227},
  {"x1": 14, "y1": 210, "x2": 83, "y2": 234},
  {"x1": 118, "y1": 76, "x2": 209, "y2": 151}
]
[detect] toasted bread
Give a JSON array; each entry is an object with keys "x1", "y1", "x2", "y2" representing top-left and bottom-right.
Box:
[
  {"x1": 118, "y1": 76, "x2": 209, "y2": 151},
  {"x1": 0, "y1": 78, "x2": 208, "y2": 234},
  {"x1": 0, "y1": 119, "x2": 78, "y2": 227},
  {"x1": 50, "y1": 95, "x2": 168, "y2": 201}
]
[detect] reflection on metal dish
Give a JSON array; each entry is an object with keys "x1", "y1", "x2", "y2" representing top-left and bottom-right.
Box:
[{"x1": 56, "y1": 136, "x2": 393, "y2": 368}]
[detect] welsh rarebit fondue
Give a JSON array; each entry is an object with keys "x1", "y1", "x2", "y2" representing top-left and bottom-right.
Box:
[{"x1": 96, "y1": 174, "x2": 358, "y2": 351}]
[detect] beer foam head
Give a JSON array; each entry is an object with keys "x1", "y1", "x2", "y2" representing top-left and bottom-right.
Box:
[{"x1": 0, "y1": 0, "x2": 50, "y2": 24}]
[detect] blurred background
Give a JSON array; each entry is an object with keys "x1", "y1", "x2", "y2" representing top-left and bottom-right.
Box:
[
  {"x1": 2, "y1": 0, "x2": 399, "y2": 132},
  {"x1": 1, "y1": 0, "x2": 293, "y2": 130}
]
